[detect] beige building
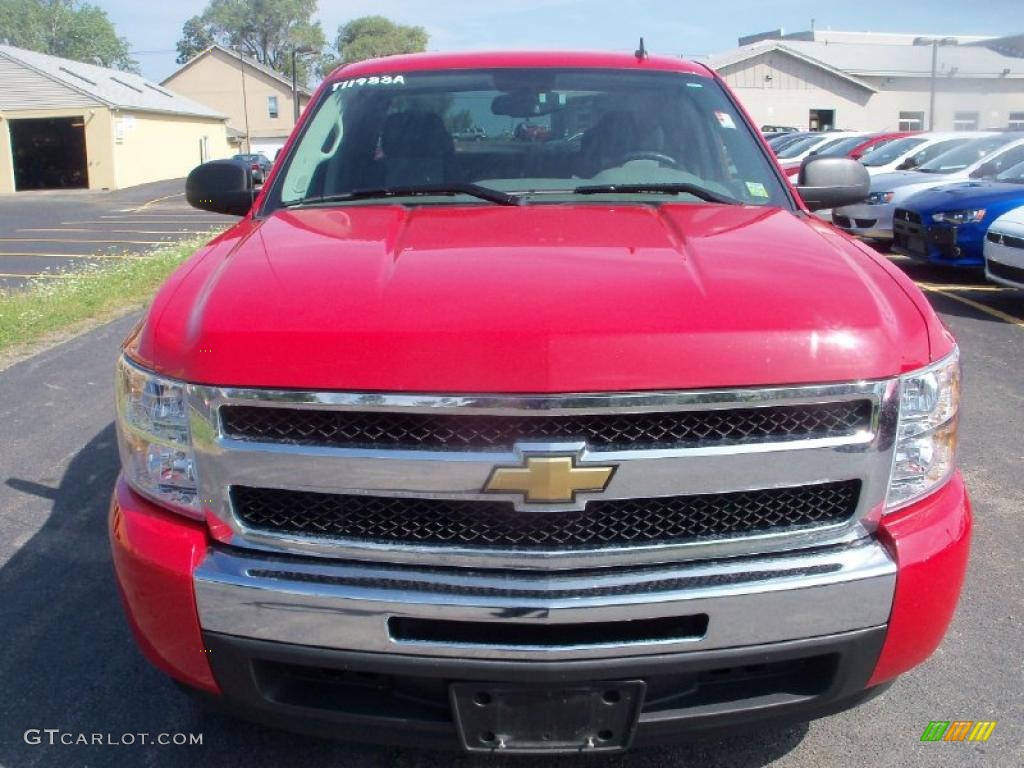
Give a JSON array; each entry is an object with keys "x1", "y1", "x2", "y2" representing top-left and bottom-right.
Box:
[
  {"x1": 0, "y1": 45, "x2": 232, "y2": 193},
  {"x1": 163, "y1": 46, "x2": 312, "y2": 158},
  {"x1": 703, "y1": 30, "x2": 1024, "y2": 133}
]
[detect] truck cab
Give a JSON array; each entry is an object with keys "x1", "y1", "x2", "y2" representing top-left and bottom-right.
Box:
[{"x1": 110, "y1": 51, "x2": 970, "y2": 754}]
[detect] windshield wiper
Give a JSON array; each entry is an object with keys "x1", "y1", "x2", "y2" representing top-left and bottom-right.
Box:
[
  {"x1": 572, "y1": 183, "x2": 739, "y2": 205},
  {"x1": 283, "y1": 183, "x2": 521, "y2": 207}
]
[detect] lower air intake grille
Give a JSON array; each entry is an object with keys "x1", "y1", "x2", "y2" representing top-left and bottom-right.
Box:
[{"x1": 231, "y1": 481, "x2": 860, "y2": 549}]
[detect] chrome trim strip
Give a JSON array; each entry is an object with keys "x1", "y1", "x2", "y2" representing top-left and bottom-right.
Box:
[
  {"x1": 193, "y1": 539, "x2": 896, "y2": 660},
  {"x1": 188, "y1": 379, "x2": 899, "y2": 568}
]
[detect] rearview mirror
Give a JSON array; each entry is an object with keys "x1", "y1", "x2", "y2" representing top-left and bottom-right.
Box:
[
  {"x1": 186, "y1": 159, "x2": 254, "y2": 216},
  {"x1": 796, "y1": 156, "x2": 870, "y2": 211}
]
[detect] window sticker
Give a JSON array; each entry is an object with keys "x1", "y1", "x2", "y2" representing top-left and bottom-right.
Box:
[
  {"x1": 333, "y1": 75, "x2": 406, "y2": 91},
  {"x1": 714, "y1": 111, "x2": 736, "y2": 129},
  {"x1": 745, "y1": 181, "x2": 769, "y2": 198}
]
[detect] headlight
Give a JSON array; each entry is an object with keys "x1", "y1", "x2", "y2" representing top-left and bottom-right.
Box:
[
  {"x1": 886, "y1": 349, "x2": 960, "y2": 511},
  {"x1": 115, "y1": 355, "x2": 200, "y2": 516},
  {"x1": 931, "y1": 208, "x2": 986, "y2": 225},
  {"x1": 867, "y1": 190, "x2": 894, "y2": 205}
]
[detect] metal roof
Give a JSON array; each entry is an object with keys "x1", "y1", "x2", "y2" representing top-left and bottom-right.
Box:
[
  {"x1": 164, "y1": 45, "x2": 313, "y2": 98},
  {"x1": 703, "y1": 38, "x2": 1024, "y2": 80},
  {"x1": 0, "y1": 44, "x2": 226, "y2": 119}
]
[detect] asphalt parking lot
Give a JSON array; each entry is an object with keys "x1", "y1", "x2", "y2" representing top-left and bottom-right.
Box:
[
  {"x1": 0, "y1": 239, "x2": 1021, "y2": 766},
  {"x1": 0, "y1": 179, "x2": 234, "y2": 290}
]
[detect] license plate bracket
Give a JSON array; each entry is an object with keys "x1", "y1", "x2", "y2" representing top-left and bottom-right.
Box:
[{"x1": 450, "y1": 680, "x2": 645, "y2": 754}]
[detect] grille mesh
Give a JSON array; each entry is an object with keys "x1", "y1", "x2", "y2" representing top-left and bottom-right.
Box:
[
  {"x1": 232, "y1": 481, "x2": 860, "y2": 549},
  {"x1": 221, "y1": 401, "x2": 872, "y2": 451}
]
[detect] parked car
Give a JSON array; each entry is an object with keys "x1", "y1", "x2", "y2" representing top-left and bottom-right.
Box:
[
  {"x1": 766, "y1": 131, "x2": 812, "y2": 153},
  {"x1": 832, "y1": 133, "x2": 1024, "y2": 241},
  {"x1": 761, "y1": 124, "x2": 799, "y2": 134},
  {"x1": 232, "y1": 153, "x2": 272, "y2": 183},
  {"x1": 775, "y1": 131, "x2": 863, "y2": 166},
  {"x1": 125, "y1": 50, "x2": 968, "y2": 753},
  {"x1": 892, "y1": 159, "x2": 1024, "y2": 267},
  {"x1": 984, "y1": 203, "x2": 1024, "y2": 288},
  {"x1": 857, "y1": 133, "x2": 983, "y2": 176},
  {"x1": 780, "y1": 132, "x2": 914, "y2": 179}
]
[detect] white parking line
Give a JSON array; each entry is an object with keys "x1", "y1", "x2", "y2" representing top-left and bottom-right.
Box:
[
  {"x1": 0, "y1": 238, "x2": 168, "y2": 245},
  {"x1": 0, "y1": 252, "x2": 135, "y2": 259}
]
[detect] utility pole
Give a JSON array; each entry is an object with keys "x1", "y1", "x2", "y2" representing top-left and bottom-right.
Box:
[
  {"x1": 915, "y1": 37, "x2": 958, "y2": 131},
  {"x1": 929, "y1": 40, "x2": 938, "y2": 131},
  {"x1": 291, "y1": 47, "x2": 314, "y2": 124}
]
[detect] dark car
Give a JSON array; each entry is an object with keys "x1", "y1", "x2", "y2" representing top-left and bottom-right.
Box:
[
  {"x1": 892, "y1": 160, "x2": 1024, "y2": 267},
  {"x1": 232, "y1": 153, "x2": 272, "y2": 183}
]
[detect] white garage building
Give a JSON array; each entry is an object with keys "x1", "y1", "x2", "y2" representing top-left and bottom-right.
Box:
[{"x1": 701, "y1": 30, "x2": 1024, "y2": 133}]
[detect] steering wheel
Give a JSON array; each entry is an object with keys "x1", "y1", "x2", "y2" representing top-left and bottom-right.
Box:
[{"x1": 615, "y1": 151, "x2": 681, "y2": 169}]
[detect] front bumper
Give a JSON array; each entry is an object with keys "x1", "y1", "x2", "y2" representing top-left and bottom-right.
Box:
[
  {"x1": 110, "y1": 472, "x2": 971, "y2": 748},
  {"x1": 832, "y1": 203, "x2": 895, "y2": 240},
  {"x1": 892, "y1": 216, "x2": 984, "y2": 267},
  {"x1": 985, "y1": 235, "x2": 1024, "y2": 288}
]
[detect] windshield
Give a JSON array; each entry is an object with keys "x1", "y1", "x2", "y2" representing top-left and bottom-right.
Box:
[
  {"x1": 775, "y1": 134, "x2": 828, "y2": 159},
  {"x1": 813, "y1": 136, "x2": 869, "y2": 158},
  {"x1": 917, "y1": 136, "x2": 1015, "y2": 174},
  {"x1": 995, "y1": 159, "x2": 1024, "y2": 184},
  {"x1": 266, "y1": 68, "x2": 790, "y2": 211},
  {"x1": 859, "y1": 137, "x2": 925, "y2": 166}
]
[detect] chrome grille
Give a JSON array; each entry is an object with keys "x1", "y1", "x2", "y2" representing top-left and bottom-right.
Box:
[
  {"x1": 189, "y1": 380, "x2": 899, "y2": 568},
  {"x1": 220, "y1": 400, "x2": 873, "y2": 451},
  {"x1": 232, "y1": 481, "x2": 860, "y2": 549}
]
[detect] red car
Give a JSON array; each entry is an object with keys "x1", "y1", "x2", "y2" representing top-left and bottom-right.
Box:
[{"x1": 111, "y1": 51, "x2": 969, "y2": 754}]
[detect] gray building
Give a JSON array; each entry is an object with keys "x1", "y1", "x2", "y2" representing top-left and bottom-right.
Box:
[{"x1": 701, "y1": 30, "x2": 1024, "y2": 133}]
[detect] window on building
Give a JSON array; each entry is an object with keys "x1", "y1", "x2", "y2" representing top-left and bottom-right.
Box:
[
  {"x1": 953, "y1": 111, "x2": 979, "y2": 131},
  {"x1": 1009, "y1": 112, "x2": 1024, "y2": 130},
  {"x1": 268, "y1": 95, "x2": 279, "y2": 119},
  {"x1": 898, "y1": 111, "x2": 924, "y2": 131}
]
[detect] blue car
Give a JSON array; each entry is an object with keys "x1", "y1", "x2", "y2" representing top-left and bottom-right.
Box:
[{"x1": 892, "y1": 161, "x2": 1024, "y2": 267}]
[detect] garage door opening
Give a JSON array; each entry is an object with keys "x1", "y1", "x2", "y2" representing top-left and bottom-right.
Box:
[{"x1": 9, "y1": 117, "x2": 89, "y2": 191}]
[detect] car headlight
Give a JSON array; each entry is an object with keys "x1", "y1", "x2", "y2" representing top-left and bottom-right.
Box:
[
  {"x1": 931, "y1": 208, "x2": 986, "y2": 225},
  {"x1": 115, "y1": 355, "x2": 200, "y2": 517},
  {"x1": 867, "y1": 190, "x2": 894, "y2": 205},
  {"x1": 886, "y1": 349, "x2": 960, "y2": 511}
]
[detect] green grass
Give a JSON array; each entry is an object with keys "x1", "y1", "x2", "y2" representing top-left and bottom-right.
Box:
[{"x1": 0, "y1": 233, "x2": 218, "y2": 354}]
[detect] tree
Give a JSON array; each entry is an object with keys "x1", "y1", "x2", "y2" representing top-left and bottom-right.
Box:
[
  {"x1": 323, "y1": 15, "x2": 428, "y2": 73},
  {"x1": 0, "y1": 0, "x2": 137, "y2": 71},
  {"x1": 175, "y1": 0, "x2": 325, "y2": 86}
]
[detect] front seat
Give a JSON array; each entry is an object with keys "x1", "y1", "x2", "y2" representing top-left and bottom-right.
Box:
[
  {"x1": 578, "y1": 111, "x2": 640, "y2": 177},
  {"x1": 381, "y1": 111, "x2": 454, "y2": 187}
]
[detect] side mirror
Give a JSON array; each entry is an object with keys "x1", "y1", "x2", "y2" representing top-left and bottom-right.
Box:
[
  {"x1": 895, "y1": 157, "x2": 917, "y2": 171},
  {"x1": 969, "y1": 161, "x2": 997, "y2": 179},
  {"x1": 796, "y1": 156, "x2": 870, "y2": 211},
  {"x1": 186, "y1": 159, "x2": 254, "y2": 216}
]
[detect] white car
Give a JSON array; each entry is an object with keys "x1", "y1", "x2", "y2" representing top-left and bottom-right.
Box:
[
  {"x1": 774, "y1": 131, "x2": 864, "y2": 166},
  {"x1": 857, "y1": 133, "x2": 988, "y2": 177},
  {"x1": 984, "y1": 204, "x2": 1024, "y2": 289},
  {"x1": 832, "y1": 134, "x2": 1024, "y2": 241}
]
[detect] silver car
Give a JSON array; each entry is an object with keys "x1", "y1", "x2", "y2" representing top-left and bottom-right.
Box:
[{"x1": 833, "y1": 134, "x2": 1024, "y2": 241}]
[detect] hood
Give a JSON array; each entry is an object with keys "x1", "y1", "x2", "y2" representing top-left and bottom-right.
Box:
[
  {"x1": 871, "y1": 170, "x2": 968, "y2": 192},
  {"x1": 896, "y1": 181, "x2": 1024, "y2": 212},
  {"x1": 136, "y1": 203, "x2": 932, "y2": 392}
]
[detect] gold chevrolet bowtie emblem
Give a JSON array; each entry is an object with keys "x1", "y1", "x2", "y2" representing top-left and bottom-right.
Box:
[{"x1": 484, "y1": 455, "x2": 615, "y2": 503}]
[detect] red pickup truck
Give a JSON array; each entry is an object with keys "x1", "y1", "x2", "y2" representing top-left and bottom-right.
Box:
[{"x1": 110, "y1": 51, "x2": 970, "y2": 754}]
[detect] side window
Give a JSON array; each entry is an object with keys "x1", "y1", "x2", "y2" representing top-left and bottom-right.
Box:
[
  {"x1": 898, "y1": 111, "x2": 924, "y2": 131},
  {"x1": 280, "y1": 93, "x2": 343, "y2": 202},
  {"x1": 268, "y1": 95, "x2": 279, "y2": 119}
]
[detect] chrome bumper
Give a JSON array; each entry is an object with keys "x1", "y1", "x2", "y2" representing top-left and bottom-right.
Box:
[{"x1": 194, "y1": 537, "x2": 896, "y2": 661}]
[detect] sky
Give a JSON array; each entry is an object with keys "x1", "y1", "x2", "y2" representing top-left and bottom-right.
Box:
[{"x1": 107, "y1": 0, "x2": 1021, "y2": 82}]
